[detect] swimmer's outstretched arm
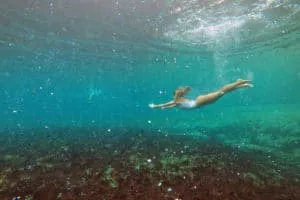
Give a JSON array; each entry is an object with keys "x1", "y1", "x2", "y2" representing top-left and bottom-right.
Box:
[{"x1": 149, "y1": 101, "x2": 176, "y2": 109}]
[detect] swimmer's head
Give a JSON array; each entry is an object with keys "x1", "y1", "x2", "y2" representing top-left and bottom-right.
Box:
[{"x1": 173, "y1": 86, "x2": 191, "y2": 101}]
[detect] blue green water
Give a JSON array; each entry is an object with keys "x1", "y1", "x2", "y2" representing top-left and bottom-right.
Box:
[{"x1": 1, "y1": 1, "x2": 300, "y2": 133}]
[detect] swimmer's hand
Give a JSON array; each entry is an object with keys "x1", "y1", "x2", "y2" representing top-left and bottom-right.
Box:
[{"x1": 149, "y1": 103, "x2": 156, "y2": 108}]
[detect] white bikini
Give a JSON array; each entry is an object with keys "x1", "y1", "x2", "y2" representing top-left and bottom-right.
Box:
[{"x1": 178, "y1": 100, "x2": 197, "y2": 109}]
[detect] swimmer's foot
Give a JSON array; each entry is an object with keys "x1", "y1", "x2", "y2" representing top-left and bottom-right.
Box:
[
  {"x1": 237, "y1": 79, "x2": 252, "y2": 84},
  {"x1": 246, "y1": 83, "x2": 254, "y2": 88},
  {"x1": 236, "y1": 83, "x2": 254, "y2": 89}
]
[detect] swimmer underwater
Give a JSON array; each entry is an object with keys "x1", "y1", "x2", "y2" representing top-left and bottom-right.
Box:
[{"x1": 149, "y1": 79, "x2": 253, "y2": 110}]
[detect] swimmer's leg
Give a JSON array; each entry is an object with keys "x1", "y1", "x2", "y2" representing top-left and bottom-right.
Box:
[
  {"x1": 194, "y1": 79, "x2": 252, "y2": 107},
  {"x1": 195, "y1": 91, "x2": 224, "y2": 107},
  {"x1": 220, "y1": 79, "x2": 252, "y2": 94}
]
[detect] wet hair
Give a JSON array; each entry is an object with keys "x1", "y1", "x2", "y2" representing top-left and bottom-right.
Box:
[{"x1": 173, "y1": 86, "x2": 191, "y2": 101}]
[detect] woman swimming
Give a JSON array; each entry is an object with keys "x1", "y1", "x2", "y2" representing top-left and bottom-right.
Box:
[{"x1": 149, "y1": 79, "x2": 253, "y2": 110}]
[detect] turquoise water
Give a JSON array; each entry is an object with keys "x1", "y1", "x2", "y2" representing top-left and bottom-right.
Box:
[
  {"x1": 0, "y1": 1, "x2": 300, "y2": 199},
  {"x1": 1, "y1": 0, "x2": 300, "y2": 131}
]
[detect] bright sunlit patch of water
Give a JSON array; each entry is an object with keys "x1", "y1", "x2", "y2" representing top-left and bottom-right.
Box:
[
  {"x1": 164, "y1": 0, "x2": 300, "y2": 81},
  {"x1": 164, "y1": 0, "x2": 300, "y2": 50}
]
